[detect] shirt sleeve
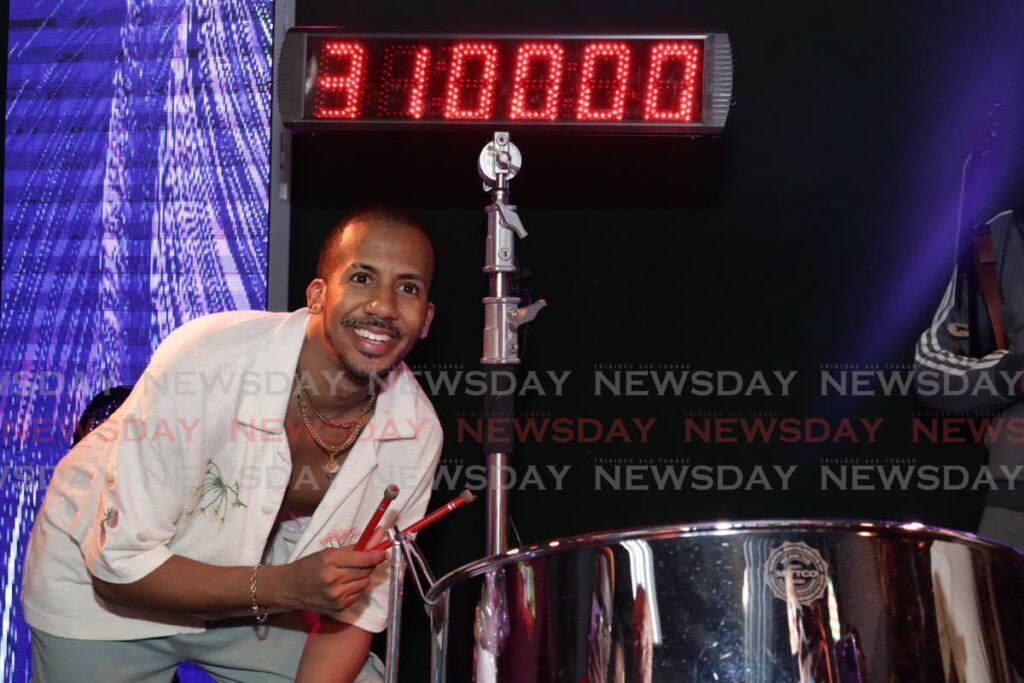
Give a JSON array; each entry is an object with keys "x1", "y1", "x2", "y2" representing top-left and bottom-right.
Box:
[
  {"x1": 73, "y1": 367, "x2": 185, "y2": 585},
  {"x1": 337, "y1": 418, "x2": 444, "y2": 633},
  {"x1": 914, "y1": 268, "x2": 1024, "y2": 413}
]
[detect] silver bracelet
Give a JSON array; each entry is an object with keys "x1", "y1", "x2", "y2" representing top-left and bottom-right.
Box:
[{"x1": 249, "y1": 563, "x2": 268, "y2": 625}]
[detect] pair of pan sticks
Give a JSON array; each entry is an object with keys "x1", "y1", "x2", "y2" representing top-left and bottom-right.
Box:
[{"x1": 345, "y1": 485, "x2": 476, "y2": 552}]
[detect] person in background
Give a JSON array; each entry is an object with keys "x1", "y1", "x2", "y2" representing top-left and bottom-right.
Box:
[{"x1": 914, "y1": 208, "x2": 1024, "y2": 549}]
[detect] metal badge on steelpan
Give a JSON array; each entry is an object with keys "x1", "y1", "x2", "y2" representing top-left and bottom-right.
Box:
[{"x1": 764, "y1": 541, "x2": 829, "y2": 605}]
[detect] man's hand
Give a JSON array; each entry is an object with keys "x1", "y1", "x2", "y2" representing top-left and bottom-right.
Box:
[
  {"x1": 279, "y1": 545, "x2": 387, "y2": 619},
  {"x1": 88, "y1": 531, "x2": 388, "y2": 623}
]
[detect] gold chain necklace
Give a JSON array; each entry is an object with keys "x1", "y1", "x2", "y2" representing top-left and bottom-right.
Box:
[
  {"x1": 294, "y1": 370, "x2": 376, "y2": 477},
  {"x1": 297, "y1": 371, "x2": 376, "y2": 428}
]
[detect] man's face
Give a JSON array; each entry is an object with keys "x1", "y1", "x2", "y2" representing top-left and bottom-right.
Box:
[{"x1": 308, "y1": 220, "x2": 435, "y2": 382}]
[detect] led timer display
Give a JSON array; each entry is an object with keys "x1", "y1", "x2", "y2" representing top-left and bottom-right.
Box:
[{"x1": 278, "y1": 32, "x2": 733, "y2": 134}]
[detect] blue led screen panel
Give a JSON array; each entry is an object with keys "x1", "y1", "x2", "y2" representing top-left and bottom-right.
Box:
[{"x1": 1, "y1": 0, "x2": 274, "y2": 678}]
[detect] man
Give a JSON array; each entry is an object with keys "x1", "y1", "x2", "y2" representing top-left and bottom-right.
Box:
[
  {"x1": 914, "y1": 208, "x2": 1024, "y2": 549},
  {"x1": 22, "y1": 207, "x2": 442, "y2": 682}
]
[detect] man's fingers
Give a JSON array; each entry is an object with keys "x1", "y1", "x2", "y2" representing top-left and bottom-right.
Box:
[
  {"x1": 324, "y1": 548, "x2": 387, "y2": 568},
  {"x1": 367, "y1": 526, "x2": 387, "y2": 548},
  {"x1": 340, "y1": 576, "x2": 372, "y2": 597},
  {"x1": 333, "y1": 566, "x2": 373, "y2": 582},
  {"x1": 330, "y1": 576, "x2": 372, "y2": 611},
  {"x1": 330, "y1": 575, "x2": 370, "y2": 597}
]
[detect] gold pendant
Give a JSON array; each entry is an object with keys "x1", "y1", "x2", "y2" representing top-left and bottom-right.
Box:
[{"x1": 324, "y1": 459, "x2": 340, "y2": 476}]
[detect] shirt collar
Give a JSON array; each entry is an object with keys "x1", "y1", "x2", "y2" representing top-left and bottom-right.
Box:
[
  {"x1": 235, "y1": 308, "x2": 420, "y2": 440},
  {"x1": 366, "y1": 361, "x2": 422, "y2": 440}
]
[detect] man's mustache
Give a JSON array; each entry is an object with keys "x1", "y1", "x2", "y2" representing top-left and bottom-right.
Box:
[{"x1": 343, "y1": 315, "x2": 404, "y2": 339}]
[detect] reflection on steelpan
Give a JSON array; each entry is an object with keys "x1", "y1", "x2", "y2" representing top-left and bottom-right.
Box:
[{"x1": 426, "y1": 520, "x2": 1024, "y2": 682}]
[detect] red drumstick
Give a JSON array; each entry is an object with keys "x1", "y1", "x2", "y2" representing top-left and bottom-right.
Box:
[
  {"x1": 354, "y1": 484, "x2": 399, "y2": 551},
  {"x1": 371, "y1": 489, "x2": 476, "y2": 551}
]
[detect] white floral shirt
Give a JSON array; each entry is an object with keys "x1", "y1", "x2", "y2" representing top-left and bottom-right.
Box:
[{"x1": 22, "y1": 309, "x2": 443, "y2": 639}]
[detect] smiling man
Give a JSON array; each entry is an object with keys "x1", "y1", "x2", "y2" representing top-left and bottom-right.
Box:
[
  {"x1": 23, "y1": 207, "x2": 443, "y2": 682},
  {"x1": 306, "y1": 208, "x2": 435, "y2": 384}
]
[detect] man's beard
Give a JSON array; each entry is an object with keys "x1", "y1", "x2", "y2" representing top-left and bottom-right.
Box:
[{"x1": 340, "y1": 353, "x2": 395, "y2": 391}]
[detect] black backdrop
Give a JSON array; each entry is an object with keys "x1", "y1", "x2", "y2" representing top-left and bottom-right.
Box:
[{"x1": 286, "y1": 1, "x2": 1024, "y2": 677}]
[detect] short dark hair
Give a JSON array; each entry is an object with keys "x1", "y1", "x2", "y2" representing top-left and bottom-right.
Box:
[
  {"x1": 316, "y1": 206, "x2": 435, "y2": 281},
  {"x1": 73, "y1": 386, "x2": 132, "y2": 445}
]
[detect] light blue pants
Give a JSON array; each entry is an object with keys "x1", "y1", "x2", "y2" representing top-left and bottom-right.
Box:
[{"x1": 30, "y1": 616, "x2": 384, "y2": 683}]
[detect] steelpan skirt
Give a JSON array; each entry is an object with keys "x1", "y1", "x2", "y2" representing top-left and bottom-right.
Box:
[{"x1": 426, "y1": 520, "x2": 1024, "y2": 682}]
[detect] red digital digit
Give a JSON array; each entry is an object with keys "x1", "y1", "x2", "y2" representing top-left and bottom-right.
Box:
[
  {"x1": 575, "y1": 43, "x2": 632, "y2": 121},
  {"x1": 406, "y1": 47, "x2": 432, "y2": 118},
  {"x1": 443, "y1": 42, "x2": 500, "y2": 119},
  {"x1": 378, "y1": 45, "x2": 432, "y2": 119},
  {"x1": 509, "y1": 43, "x2": 565, "y2": 120},
  {"x1": 642, "y1": 42, "x2": 702, "y2": 121},
  {"x1": 314, "y1": 41, "x2": 367, "y2": 119}
]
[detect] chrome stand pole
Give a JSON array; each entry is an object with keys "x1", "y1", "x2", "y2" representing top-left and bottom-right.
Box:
[
  {"x1": 477, "y1": 131, "x2": 545, "y2": 556},
  {"x1": 383, "y1": 528, "x2": 406, "y2": 683}
]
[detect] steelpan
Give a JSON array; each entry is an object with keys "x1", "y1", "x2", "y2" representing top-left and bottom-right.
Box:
[{"x1": 425, "y1": 520, "x2": 1024, "y2": 682}]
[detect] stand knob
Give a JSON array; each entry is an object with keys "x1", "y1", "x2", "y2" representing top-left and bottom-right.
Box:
[{"x1": 478, "y1": 131, "x2": 522, "y2": 188}]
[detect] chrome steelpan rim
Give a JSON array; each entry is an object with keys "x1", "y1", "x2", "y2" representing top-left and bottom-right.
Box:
[{"x1": 425, "y1": 518, "x2": 1022, "y2": 601}]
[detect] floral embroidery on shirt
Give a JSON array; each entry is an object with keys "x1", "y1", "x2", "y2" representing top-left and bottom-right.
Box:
[
  {"x1": 320, "y1": 527, "x2": 357, "y2": 549},
  {"x1": 99, "y1": 507, "x2": 120, "y2": 546},
  {"x1": 186, "y1": 460, "x2": 246, "y2": 522}
]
